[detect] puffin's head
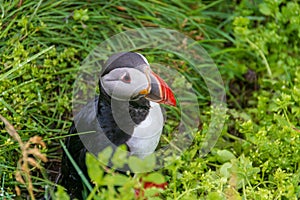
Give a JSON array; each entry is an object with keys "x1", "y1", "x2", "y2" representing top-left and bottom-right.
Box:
[{"x1": 100, "y1": 52, "x2": 176, "y2": 106}]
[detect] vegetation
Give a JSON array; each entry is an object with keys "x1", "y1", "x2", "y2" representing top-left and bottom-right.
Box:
[{"x1": 0, "y1": 0, "x2": 299, "y2": 199}]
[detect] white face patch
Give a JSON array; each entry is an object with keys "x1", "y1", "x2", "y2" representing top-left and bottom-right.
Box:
[{"x1": 101, "y1": 68, "x2": 149, "y2": 101}]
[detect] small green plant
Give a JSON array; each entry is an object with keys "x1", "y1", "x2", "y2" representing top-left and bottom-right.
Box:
[{"x1": 57, "y1": 145, "x2": 167, "y2": 200}]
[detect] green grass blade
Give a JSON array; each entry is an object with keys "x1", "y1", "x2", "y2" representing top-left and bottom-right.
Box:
[{"x1": 59, "y1": 140, "x2": 93, "y2": 193}]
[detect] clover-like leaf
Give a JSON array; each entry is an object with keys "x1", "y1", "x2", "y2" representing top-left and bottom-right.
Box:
[
  {"x1": 128, "y1": 154, "x2": 156, "y2": 173},
  {"x1": 111, "y1": 145, "x2": 128, "y2": 169},
  {"x1": 216, "y1": 150, "x2": 236, "y2": 164},
  {"x1": 97, "y1": 146, "x2": 113, "y2": 166},
  {"x1": 143, "y1": 172, "x2": 165, "y2": 185}
]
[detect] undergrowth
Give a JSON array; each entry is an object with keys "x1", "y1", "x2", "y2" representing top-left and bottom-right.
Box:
[{"x1": 0, "y1": 0, "x2": 299, "y2": 199}]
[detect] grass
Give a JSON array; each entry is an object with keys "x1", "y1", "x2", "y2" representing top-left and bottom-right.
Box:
[{"x1": 1, "y1": 0, "x2": 300, "y2": 199}]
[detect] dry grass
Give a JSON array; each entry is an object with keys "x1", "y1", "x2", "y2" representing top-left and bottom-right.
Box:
[{"x1": 0, "y1": 115, "x2": 48, "y2": 200}]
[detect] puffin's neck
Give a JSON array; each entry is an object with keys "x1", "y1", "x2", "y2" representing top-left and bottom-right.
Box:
[{"x1": 96, "y1": 84, "x2": 151, "y2": 146}]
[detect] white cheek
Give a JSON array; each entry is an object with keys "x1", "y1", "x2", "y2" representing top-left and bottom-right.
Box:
[
  {"x1": 102, "y1": 81, "x2": 131, "y2": 101},
  {"x1": 129, "y1": 70, "x2": 149, "y2": 92},
  {"x1": 112, "y1": 83, "x2": 134, "y2": 100},
  {"x1": 101, "y1": 80, "x2": 113, "y2": 95},
  {"x1": 103, "y1": 81, "x2": 143, "y2": 101},
  {"x1": 101, "y1": 68, "x2": 149, "y2": 101}
]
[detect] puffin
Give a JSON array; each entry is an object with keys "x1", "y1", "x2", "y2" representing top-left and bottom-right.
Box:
[{"x1": 60, "y1": 52, "x2": 176, "y2": 199}]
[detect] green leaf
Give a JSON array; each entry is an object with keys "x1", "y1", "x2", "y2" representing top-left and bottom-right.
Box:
[
  {"x1": 97, "y1": 146, "x2": 113, "y2": 166},
  {"x1": 111, "y1": 145, "x2": 128, "y2": 169},
  {"x1": 259, "y1": 3, "x2": 272, "y2": 16},
  {"x1": 128, "y1": 154, "x2": 156, "y2": 173},
  {"x1": 144, "y1": 154, "x2": 156, "y2": 171},
  {"x1": 86, "y1": 153, "x2": 103, "y2": 185},
  {"x1": 128, "y1": 156, "x2": 145, "y2": 173},
  {"x1": 207, "y1": 192, "x2": 226, "y2": 200},
  {"x1": 144, "y1": 187, "x2": 163, "y2": 198},
  {"x1": 216, "y1": 150, "x2": 236, "y2": 163},
  {"x1": 54, "y1": 185, "x2": 70, "y2": 200},
  {"x1": 143, "y1": 172, "x2": 165, "y2": 184},
  {"x1": 220, "y1": 162, "x2": 232, "y2": 178},
  {"x1": 103, "y1": 174, "x2": 129, "y2": 186},
  {"x1": 73, "y1": 9, "x2": 89, "y2": 21},
  {"x1": 273, "y1": 114, "x2": 290, "y2": 128}
]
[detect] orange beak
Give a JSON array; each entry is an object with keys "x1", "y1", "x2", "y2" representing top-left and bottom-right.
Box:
[{"x1": 143, "y1": 71, "x2": 176, "y2": 106}]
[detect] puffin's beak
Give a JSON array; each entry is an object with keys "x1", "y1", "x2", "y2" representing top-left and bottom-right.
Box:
[{"x1": 141, "y1": 71, "x2": 176, "y2": 106}]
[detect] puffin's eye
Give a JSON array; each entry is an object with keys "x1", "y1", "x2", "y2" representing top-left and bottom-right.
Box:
[{"x1": 120, "y1": 72, "x2": 131, "y2": 83}]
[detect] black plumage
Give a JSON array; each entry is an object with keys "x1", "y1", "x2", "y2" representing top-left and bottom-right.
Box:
[{"x1": 61, "y1": 85, "x2": 151, "y2": 199}]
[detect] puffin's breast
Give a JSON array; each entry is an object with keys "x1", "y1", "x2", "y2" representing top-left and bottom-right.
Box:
[{"x1": 126, "y1": 102, "x2": 164, "y2": 158}]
